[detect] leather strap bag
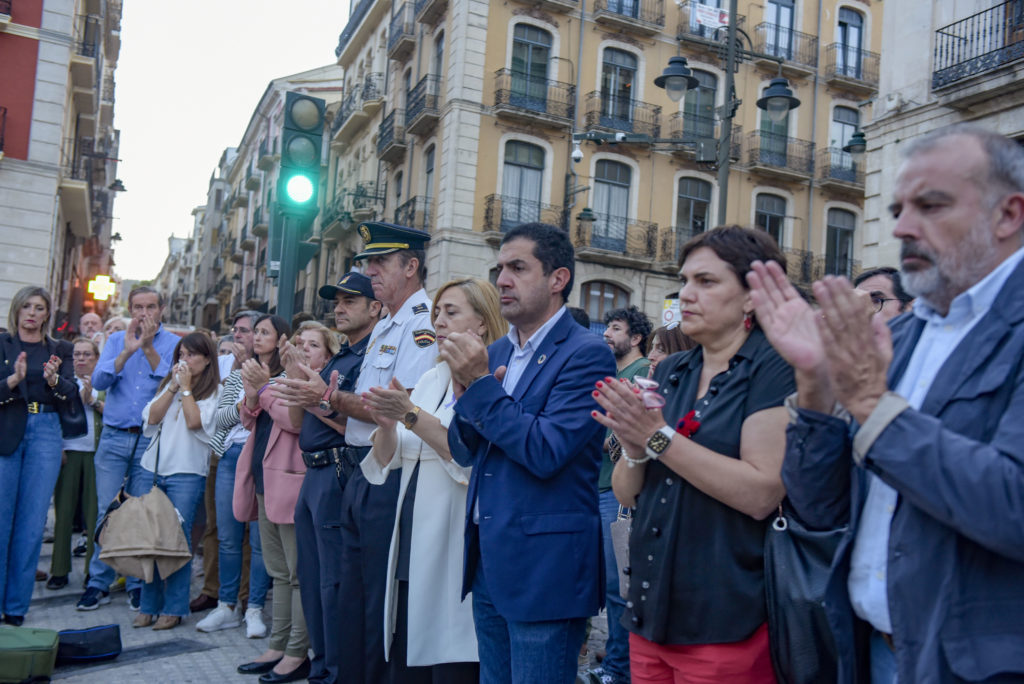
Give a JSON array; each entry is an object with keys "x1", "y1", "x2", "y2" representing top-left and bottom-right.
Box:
[
  {"x1": 764, "y1": 502, "x2": 845, "y2": 684},
  {"x1": 610, "y1": 504, "x2": 632, "y2": 600}
]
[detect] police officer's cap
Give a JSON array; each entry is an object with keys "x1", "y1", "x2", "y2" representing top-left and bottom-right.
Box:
[
  {"x1": 318, "y1": 271, "x2": 377, "y2": 301},
  {"x1": 352, "y1": 221, "x2": 430, "y2": 261}
]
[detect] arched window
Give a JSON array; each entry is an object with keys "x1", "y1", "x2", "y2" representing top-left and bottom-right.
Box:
[
  {"x1": 826, "y1": 208, "x2": 856, "y2": 276},
  {"x1": 593, "y1": 160, "x2": 631, "y2": 251},
  {"x1": 684, "y1": 70, "x2": 717, "y2": 138},
  {"x1": 676, "y1": 178, "x2": 712, "y2": 254},
  {"x1": 582, "y1": 281, "x2": 629, "y2": 333},
  {"x1": 765, "y1": 0, "x2": 795, "y2": 59},
  {"x1": 837, "y1": 9, "x2": 864, "y2": 78},
  {"x1": 511, "y1": 25, "x2": 552, "y2": 110},
  {"x1": 502, "y1": 141, "x2": 545, "y2": 229},
  {"x1": 759, "y1": 82, "x2": 790, "y2": 164},
  {"x1": 755, "y1": 193, "x2": 786, "y2": 244},
  {"x1": 601, "y1": 49, "x2": 637, "y2": 125},
  {"x1": 829, "y1": 106, "x2": 860, "y2": 177}
]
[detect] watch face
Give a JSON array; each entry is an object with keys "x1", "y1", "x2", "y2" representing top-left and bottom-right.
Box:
[
  {"x1": 318, "y1": 400, "x2": 331, "y2": 412},
  {"x1": 647, "y1": 430, "x2": 672, "y2": 455},
  {"x1": 403, "y1": 410, "x2": 419, "y2": 428}
]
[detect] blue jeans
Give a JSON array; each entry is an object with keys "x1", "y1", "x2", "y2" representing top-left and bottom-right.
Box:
[
  {"x1": 599, "y1": 489, "x2": 630, "y2": 680},
  {"x1": 0, "y1": 412, "x2": 63, "y2": 616},
  {"x1": 139, "y1": 471, "x2": 205, "y2": 617},
  {"x1": 472, "y1": 560, "x2": 586, "y2": 684},
  {"x1": 870, "y1": 631, "x2": 899, "y2": 684},
  {"x1": 216, "y1": 443, "x2": 269, "y2": 607},
  {"x1": 88, "y1": 426, "x2": 152, "y2": 593}
]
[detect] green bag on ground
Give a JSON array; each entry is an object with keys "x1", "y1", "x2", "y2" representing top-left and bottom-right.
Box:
[{"x1": 0, "y1": 626, "x2": 59, "y2": 683}]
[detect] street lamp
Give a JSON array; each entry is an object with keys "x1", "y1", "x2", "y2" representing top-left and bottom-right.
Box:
[
  {"x1": 843, "y1": 130, "x2": 867, "y2": 165},
  {"x1": 654, "y1": 57, "x2": 700, "y2": 103},
  {"x1": 757, "y1": 78, "x2": 801, "y2": 124}
]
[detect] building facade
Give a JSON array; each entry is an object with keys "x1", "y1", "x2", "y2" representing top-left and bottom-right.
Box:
[
  {"x1": 861, "y1": 0, "x2": 1024, "y2": 268},
  {"x1": 0, "y1": 0, "x2": 122, "y2": 330},
  {"x1": 314, "y1": 0, "x2": 881, "y2": 325}
]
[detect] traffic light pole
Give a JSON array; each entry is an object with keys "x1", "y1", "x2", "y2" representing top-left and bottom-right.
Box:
[{"x1": 276, "y1": 214, "x2": 298, "y2": 323}]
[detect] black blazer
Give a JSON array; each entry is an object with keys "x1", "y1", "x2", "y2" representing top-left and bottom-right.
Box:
[{"x1": 0, "y1": 333, "x2": 85, "y2": 455}]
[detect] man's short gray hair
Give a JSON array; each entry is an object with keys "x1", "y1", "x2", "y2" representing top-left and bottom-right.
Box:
[{"x1": 905, "y1": 123, "x2": 1024, "y2": 203}]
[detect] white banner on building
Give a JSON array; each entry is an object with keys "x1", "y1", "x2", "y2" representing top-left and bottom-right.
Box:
[{"x1": 693, "y1": 4, "x2": 729, "y2": 29}]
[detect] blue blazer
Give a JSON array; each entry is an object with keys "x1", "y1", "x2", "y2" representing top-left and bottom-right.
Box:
[
  {"x1": 448, "y1": 311, "x2": 616, "y2": 622},
  {"x1": 783, "y1": 258, "x2": 1024, "y2": 684}
]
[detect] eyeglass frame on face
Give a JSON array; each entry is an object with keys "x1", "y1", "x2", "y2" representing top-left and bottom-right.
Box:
[
  {"x1": 870, "y1": 294, "x2": 901, "y2": 313},
  {"x1": 230, "y1": 324, "x2": 252, "y2": 334}
]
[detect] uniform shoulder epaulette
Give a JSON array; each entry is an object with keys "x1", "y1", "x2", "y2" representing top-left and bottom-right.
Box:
[
  {"x1": 412, "y1": 329, "x2": 436, "y2": 348},
  {"x1": 412, "y1": 303, "x2": 429, "y2": 315}
]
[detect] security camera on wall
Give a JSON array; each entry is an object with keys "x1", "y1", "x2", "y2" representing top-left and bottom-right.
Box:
[{"x1": 571, "y1": 144, "x2": 583, "y2": 164}]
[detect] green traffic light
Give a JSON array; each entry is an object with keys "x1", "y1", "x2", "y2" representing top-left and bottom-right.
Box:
[{"x1": 285, "y1": 174, "x2": 314, "y2": 203}]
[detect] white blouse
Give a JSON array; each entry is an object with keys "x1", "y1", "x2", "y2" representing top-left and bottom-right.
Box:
[{"x1": 141, "y1": 384, "x2": 221, "y2": 477}]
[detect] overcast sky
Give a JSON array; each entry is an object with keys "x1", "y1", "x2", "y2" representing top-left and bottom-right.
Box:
[{"x1": 112, "y1": 0, "x2": 350, "y2": 280}]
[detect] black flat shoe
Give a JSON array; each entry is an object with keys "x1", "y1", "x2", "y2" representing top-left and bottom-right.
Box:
[
  {"x1": 3, "y1": 615, "x2": 24, "y2": 626},
  {"x1": 258, "y1": 659, "x2": 311, "y2": 683},
  {"x1": 46, "y1": 575, "x2": 68, "y2": 590},
  {"x1": 237, "y1": 658, "x2": 282, "y2": 675}
]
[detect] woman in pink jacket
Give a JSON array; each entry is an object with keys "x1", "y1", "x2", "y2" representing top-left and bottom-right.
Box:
[{"x1": 232, "y1": 314, "x2": 310, "y2": 683}]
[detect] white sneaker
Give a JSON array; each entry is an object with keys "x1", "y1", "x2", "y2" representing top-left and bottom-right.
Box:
[
  {"x1": 245, "y1": 606, "x2": 268, "y2": 638},
  {"x1": 195, "y1": 602, "x2": 241, "y2": 632}
]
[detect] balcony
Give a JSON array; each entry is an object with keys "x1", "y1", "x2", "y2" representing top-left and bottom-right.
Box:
[
  {"x1": 377, "y1": 109, "x2": 408, "y2": 164},
  {"x1": 257, "y1": 139, "x2": 275, "y2": 171},
  {"x1": 752, "y1": 23, "x2": 818, "y2": 76},
  {"x1": 230, "y1": 247, "x2": 245, "y2": 265},
  {"x1": 817, "y1": 147, "x2": 864, "y2": 194},
  {"x1": 592, "y1": 0, "x2": 665, "y2": 36},
  {"x1": 493, "y1": 69, "x2": 574, "y2": 128},
  {"x1": 232, "y1": 190, "x2": 249, "y2": 209},
  {"x1": 483, "y1": 195, "x2": 565, "y2": 236},
  {"x1": 406, "y1": 75, "x2": 441, "y2": 136},
  {"x1": 321, "y1": 191, "x2": 353, "y2": 241},
  {"x1": 245, "y1": 166, "x2": 261, "y2": 191},
  {"x1": 60, "y1": 141, "x2": 93, "y2": 239},
  {"x1": 666, "y1": 113, "x2": 721, "y2": 161},
  {"x1": 70, "y1": 17, "x2": 99, "y2": 90},
  {"x1": 388, "y1": 4, "x2": 416, "y2": 61},
  {"x1": 824, "y1": 44, "x2": 880, "y2": 95},
  {"x1": 331, "y1": 87, "x2": 367, "y2": 149},
  {"x1": 509, "y1": 0, "x2": 577, "y2": 13},
  {"x1": 584, "y1": 91, "x2": 661, "y2": 138},
  {"x1": 933, "y1": 0, "x2": 1024, "y2": 90},
  {"x1": 336, "y1": 0, "x2": 379, "y2": 59},
  {"x1": 415, "y1": 0, "x2": 446, "y2": 25},
  {"x1": 573, "y1": 214, "x2": 662, "y2": 266},
  {"x1": 252, "y1": 206, "x2": 269, "y2": 237},
  {"x1": 394, "y1": 196, "x2": 432, "y2": 231},
  {"x1": 677, "y1": 1, "x2": 745, "y2": 44},
  {"x1": 351, "y1": 180, "x2": 383, "y2": 221},
  {"x1": 362, "y1": 73, "x2": 385, "y2": 118},
  {"x1": 744, "y1": 131, "x2": 814, "y2": 180},
  {"x1": 240, "y1": 224, "x2": 256, "y2": 251}
]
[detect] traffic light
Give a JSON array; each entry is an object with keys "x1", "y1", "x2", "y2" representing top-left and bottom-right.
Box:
[{"x1": 278, "y1": 91, "x2": 326, "y2": 216}]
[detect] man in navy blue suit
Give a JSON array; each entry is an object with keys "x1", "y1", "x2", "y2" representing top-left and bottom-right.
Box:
[{"x1": 442, "y1": 223, "x2": 616, "y2": 684}]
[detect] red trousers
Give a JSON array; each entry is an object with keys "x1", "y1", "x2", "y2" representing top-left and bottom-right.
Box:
[{"x1": 630, "y1": 623, "x2": 777, "y2": 684}]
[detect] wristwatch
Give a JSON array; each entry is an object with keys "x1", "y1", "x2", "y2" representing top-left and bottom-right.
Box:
[
  {"x1": 181, "y1": 390, "x2": 192, "y2": 398},
  {"x1": 318, "y1": 386, "x2": 333, "y2": 413},
  {"x1": 401, "y1": 406, "x2": 421, "y2": 430},
  {"x1": 645, "y1": 426, "x2": 675, "y2": 460}
]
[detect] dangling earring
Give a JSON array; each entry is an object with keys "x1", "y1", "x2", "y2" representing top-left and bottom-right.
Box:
[{"x1": 743, "y1": 313, "x2": 753, "y2": 332}]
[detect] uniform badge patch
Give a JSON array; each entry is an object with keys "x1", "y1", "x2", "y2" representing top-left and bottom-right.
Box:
[
  {"x1": 412, "y1": 303, "x2": 428, "y2": 315},
  {"x1": 413, "y1": 329, "x2": 436, "y2": 348},
  {"x1": 359, "y1": 225, "x2": 371, "y2": 241}
]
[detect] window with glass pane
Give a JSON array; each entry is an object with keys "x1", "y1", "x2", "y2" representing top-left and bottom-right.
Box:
[
  {"x1": 676, "y1": 178, "x2": 711, "y2": 257},
  {"x1": 829, "y1": 107, "x2": 859, "y2": 180},
  {"x1": 434, "y1": 32, "x2": 445, "y2": 76},
  {"x1": 402, "y1": 70, "x2": 412, "y2": 107},
  {"x1": 837, "y1": 9, "x2": 863, "y2": 78},
  {"x1": 825, "y1": 209, "x2": 855, "y2": 276},
  {"x1": 601, "y1": 49, "x2": 637, "y2": 128},
  {"x1": 755, "y1": 193, "x2": 786, "y2": 244},
  {"x1": 759, "y1": 85, "x2": 789, "y2": 165},
  {"x1": 501, "y1": 141, "x2": 544, "y2": 229},
  {"x1": 582, "y1": 281, "x2": 629, "y2": 333},
  {"x1": 424, "y1": 145, "x2": 435, "y2": 199},
  {"x1": 592, "y1": 160, "x2": 631, "y2": 252},
  {"x1": 683, "y1": 70, "x2": 717, "y2": 138},
  {"x1": 511, "y1": 25, "x2": 551, "y2": 112},
  {"x1": 765, "y1": 0, "x2": 794, "y2": 59},
  {"x1": 607, "y1": 0, "x2": 639, "y2": 19}
]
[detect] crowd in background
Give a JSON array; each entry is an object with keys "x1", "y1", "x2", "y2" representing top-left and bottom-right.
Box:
[{"x1": 1, "y1": 123, "x2": 1023, "y2": 684}]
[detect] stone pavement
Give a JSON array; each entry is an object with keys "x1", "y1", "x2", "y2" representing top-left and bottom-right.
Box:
[{"x1": 24, "y1": 534, "x2": 610, "y2": 683}]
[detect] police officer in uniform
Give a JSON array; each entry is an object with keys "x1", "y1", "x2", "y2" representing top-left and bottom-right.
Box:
[
  {"x1": 329, "y1": 223, "x2": 437, "y2": 683},
  {"x1": 274, "y1": 272, "x2": 381, "y2": 684}
]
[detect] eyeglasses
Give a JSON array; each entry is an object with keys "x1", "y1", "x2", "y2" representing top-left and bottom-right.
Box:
[
  {"x1": 230, "y1": 326, "x2": 251, "y2": 334},
  {"x1": 870, "y1": 295, "x2": 900, "y2": 313}
]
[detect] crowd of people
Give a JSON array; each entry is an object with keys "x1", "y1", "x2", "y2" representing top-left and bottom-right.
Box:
[{"x1": 0, "y1": 122, "x2": 1022, "y2": 684}]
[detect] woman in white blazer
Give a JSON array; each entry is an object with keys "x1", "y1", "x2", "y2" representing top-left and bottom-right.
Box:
[{"x1": 361, "y1": 278, "x2": 507, "y2": 683}]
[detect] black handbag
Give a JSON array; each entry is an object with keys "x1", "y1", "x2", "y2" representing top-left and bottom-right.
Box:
[
  {"x1": 55, "y1": 624, "x2": 122, "y2": 665},
  {"x1": 764, "y1": 503, "x2": 845, "y2": 684}
]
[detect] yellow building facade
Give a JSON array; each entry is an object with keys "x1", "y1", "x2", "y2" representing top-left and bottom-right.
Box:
[{"x1": 318, "y1": 0, "x2": 881, "y2": 323}]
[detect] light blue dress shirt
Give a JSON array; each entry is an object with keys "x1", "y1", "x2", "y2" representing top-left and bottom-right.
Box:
[
  {"x1": 848, "y1": 247, "x2": 1024, "y2": 633},
  {"x1": 91, "y1": 326, "x2": 179, "y2": 429}
]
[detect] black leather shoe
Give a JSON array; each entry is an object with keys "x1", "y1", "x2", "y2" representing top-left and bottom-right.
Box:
[
  {"x1": 258, "y1": 659, "x2": 311, "y2": 683},
  {"x1": 3, "y1": 615, "x2": 24, "y2": 626},
  {"x1": 46, "y1": 575, "x2": 68, "y2": 590},
  {"x1": 237, "y1": 658, "x2": 282, "y2": 675}
]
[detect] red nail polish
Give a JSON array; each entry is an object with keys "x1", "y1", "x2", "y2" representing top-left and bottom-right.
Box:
[
  {"x1": 591, "y1": 410, "x2": 598, "y2": 417},
  {"x1": 592, "y1": 391, "x2": 600, "y2": 397},
  {"x1": 596, "y1": 381, "x2": 603, "y2": 388}
]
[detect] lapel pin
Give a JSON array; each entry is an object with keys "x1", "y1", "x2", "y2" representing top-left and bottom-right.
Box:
[{"x1": 537, "y1": 354, "x2": 547, "y2": 365}]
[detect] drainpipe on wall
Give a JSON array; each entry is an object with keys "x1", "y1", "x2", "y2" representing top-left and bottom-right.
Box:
[{"x1": 804, "y1": 0, "x2": 824, "y2": 252}]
